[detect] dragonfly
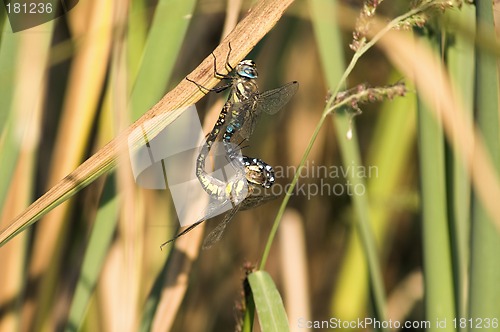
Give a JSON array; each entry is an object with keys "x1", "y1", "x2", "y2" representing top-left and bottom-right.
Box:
[{"x1": 160, "y1": 48, "x2": 298, "y2": 249}]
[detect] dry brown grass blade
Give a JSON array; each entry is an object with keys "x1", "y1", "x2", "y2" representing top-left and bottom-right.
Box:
[
  {"x1": 0, "y1": 0, "x2": 297, "y2": 246},
  {"x1": 149, "y1": 40, "x2": 226, "y2": 332},
  {"x1": 279, "y1": 209, "x2": 311, "y2": 328},
  {"x1": 100, "y1": 2, "x2": 144, "y2": 331},
  {"x1": 22, "y1": 1, "x2": 114, "y2": 328}
]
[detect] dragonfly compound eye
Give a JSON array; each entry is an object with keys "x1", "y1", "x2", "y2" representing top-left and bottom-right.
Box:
[{"x1": 237, "y1": 60, "x2": 258, "y2": 79}]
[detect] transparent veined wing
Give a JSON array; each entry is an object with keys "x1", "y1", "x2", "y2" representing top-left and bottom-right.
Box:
[
  {"x1": 237, "y1": 81, "x2": 299, "y2": 141},
  {"x1": 202, "y1": 203, "x2": 243, "y2": 249},
  {"x1": 256, "y1": 81, "x2": 299, "y2": 115},
  {"x1": 161, "y1": 188, "x2": 278, "y2": 250},
  {"x1": 160, "y1": 195, "x2": 240, "y2": 250},
  {"x1": 201, "y1": 186, "x2": 280, "y2": 249}
]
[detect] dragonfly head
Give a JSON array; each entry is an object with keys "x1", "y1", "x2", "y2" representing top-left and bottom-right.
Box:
[{"x1": 236, "y1": 60, "x2": 258, "y2": 79}]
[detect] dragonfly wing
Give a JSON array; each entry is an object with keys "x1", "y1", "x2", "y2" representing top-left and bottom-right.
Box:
[
  {"x1": 202, "y1": 203, "x2": 243, "y2": 249},
  {"x1": 234, "y1": 81, "x2": 299, "y2": 141},
  {"x1": 256, "y1": 81, "x2": 299, "y2": 115},
  {"x1": 240, "y1": 187, "x2": 280, "y2": 210},
  {"x1": 232, "y1": 117, "x2": 256, "y2": 143},
  {"x1": 175, "y1": 186, "x2": 279, "y2": 250},
  {"x1": 160, "y1": 195, "x2": 241, "y2": 250},
  {"x1": 201, "y1": 187, "x2": 280, "y2": 249}
]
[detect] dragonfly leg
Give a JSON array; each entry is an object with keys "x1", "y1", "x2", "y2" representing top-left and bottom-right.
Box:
[
  {"x1": 186, "y1": 77, "x2": 210, "y2": 94},
  {"x1": 211, "y1": 42, "x2": 234, "y2": 79},
  {"x1": 210, "y1": 55, "x2": 231, "y2": 80},
  {"x1": 186, "y1": 77, "x2": 231, "y2": 94},
  {"x1": 224, "y1": 42, "x2": 234, "y2": 73}
]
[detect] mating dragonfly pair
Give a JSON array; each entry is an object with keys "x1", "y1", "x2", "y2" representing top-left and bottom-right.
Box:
[{"x1": 160, "y1": 46, "x2": 298, "y2": 250}]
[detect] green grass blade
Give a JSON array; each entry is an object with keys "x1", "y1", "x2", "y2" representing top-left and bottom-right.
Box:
[
  {"x1": 332, "y1": 112, "x2": 388, "y2": 327},
  {"x1": 0, "y1": 5, "x2": 7, "y2": 33},
  {"x1": 416, "y1": 33, "x2": 456, "y2": 332},
  {"x1": 0, "y1": 115, "x2": 19, "y2": 210},
  {"x1": 65, "y1": 176, "x2": 119, "y2": 332},
  {"x1": 247, "y1": 271, "x2": 289, "y2": 332},
  {"x1": 242, "y1": 278, "x2": 255, "y2": 332},
  {"x1": 0, "y1": 23, "x2": 20, "y2": 208},
  {"x1": 444, "y1": 4, "x2": 475, "y2": 325},
  {"x1": 469, "y1": 0, "x2": 500, "y2": 323},
  {"x1": 127, "y1": 0, "x2": 148, "y2": 83},
  {"x1": 139, "y1": 259, "x2": 169, "y2": 332},
  {"x1": 310, "y1": 0, "x2": 387, "y2": 326},
  {"x1": 130, "y1": 0, "x2": 197, "y2": 120},
  {"x1": 333, "y1": 74, "x2": 417, "y2": 321},
  {"x1": 0, "y1": 21, "x2": 16, "y2": 131}
]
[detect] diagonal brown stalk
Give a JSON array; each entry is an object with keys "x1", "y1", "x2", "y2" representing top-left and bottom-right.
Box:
[{"x1": 0, "y1": 0, "x2": 297, "y2": 246}]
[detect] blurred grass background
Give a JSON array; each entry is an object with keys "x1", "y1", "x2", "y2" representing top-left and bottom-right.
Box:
[{"x1": 1, "y1": 0, "x2": 499, "y2": 331}]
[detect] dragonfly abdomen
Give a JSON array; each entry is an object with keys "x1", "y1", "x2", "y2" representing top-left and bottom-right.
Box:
[{"x1": 195, "y1": 101, "x2": 231, "y2": 193}]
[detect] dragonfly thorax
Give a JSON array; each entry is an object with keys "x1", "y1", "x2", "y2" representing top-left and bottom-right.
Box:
[
  {"x1": 231, "y1": 77, "x2": 259, "y2": 103},
  {"x1": 236, "y1": 60, "x2": 258, "y2": 79}
]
